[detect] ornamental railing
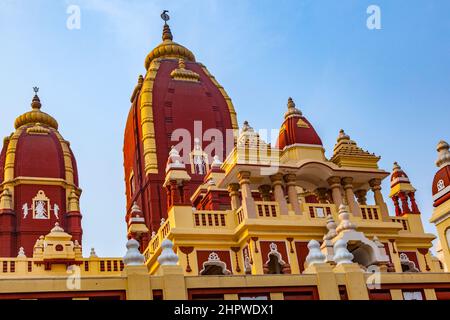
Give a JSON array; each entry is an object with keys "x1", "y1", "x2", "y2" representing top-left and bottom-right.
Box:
[
  {"x1": 305, "y1": 203, "x2": 334, "y2": 219},
  {"x1": 255, "y1": 201, "x2": 279, "y2": 218},
  {"x1": 194, "y1": 211, "x2": 227, "y2": 227},
  {"x1": 390, "y1": 217, "x2": 410, "y2": 231},
  {"x1": 360, "y1": 205, "x2": 381, "y2": 221}
]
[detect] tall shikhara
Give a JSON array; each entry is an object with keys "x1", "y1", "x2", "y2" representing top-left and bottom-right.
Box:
[{"x1": 123, "y1": 16, "x2": 238, "y2": 240}]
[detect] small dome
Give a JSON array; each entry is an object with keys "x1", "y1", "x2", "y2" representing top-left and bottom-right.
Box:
[
  {"x1": 1, "y1": 92, "x2": 79, "y2": 183},
  {"x1": 144, "y1": 23, "x2": 195, "y2": 70},
  {"x1": 276, "y1": 97, "x2": 323, "y2": 150},
  {"x1": 14, "y1": 94, "x2": 58, "y2": 130},
  {"x1": 390, "y1": 162, "x2": 410, "y2": 185}
]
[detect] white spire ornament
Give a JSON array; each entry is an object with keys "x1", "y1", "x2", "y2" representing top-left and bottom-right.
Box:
[
  {"x1": 323, "y1": 215, "x2": 338, "y2": 240},
  {"x1": 436, "y1": 140, "x2": 450, "y2": 168},
  {"x1": 17, "y1": 247, "x2": 26, "y2": 258},
  {"x1": 336, "y1": 205, "x2": 356, "y2": 234},
  {"x1": 123, "y1": 239, "x2": 145, "y2": 266},
  {"x1": 90, "y1": 248, "x2": 97, "y2": 257},
  {"x1": 157, "y1": 239, "x2": 179, "y2": 266},
  {"x1": 305, "y1": 240, "x2": 326, "y2": 268},
  {"x1": 333, "y1": 239, "x2": 354, "y2": 265}
]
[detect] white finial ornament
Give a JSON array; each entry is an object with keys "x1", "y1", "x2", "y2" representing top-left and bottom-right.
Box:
[
  {"x1": 160, "y1": 218, "x2": 166, "y2": 226},
  {"x1": 17, "y1": 247, "x2": 26, "y2": 258},
  {"x1": 123, "y1": 239, "x2": 145, "y2": 266},
  {"x1": 323, "y1": 215, "x2": 338, "y2": 240},
  {"x1": 436, "y1": 140, "x2": 450, "y2": 168},
  {"x1": 157, "y1": 239, "x2": 179, "y2": 266},
  {"x1": 151, "y1": 231, "x2": 156, "y2": 238},
  {"x1": 90, "y1": 248, "x2": 97, "y2": 257},
  {"x1": 305, "y1": 240, "x2": 326, "y2": 267},
  {"x1": 333, "y1": 239, "x2": 354, "y2": 265},
  {"x1": 336, "y1": 205, "x2": 356, "y2": 234}
]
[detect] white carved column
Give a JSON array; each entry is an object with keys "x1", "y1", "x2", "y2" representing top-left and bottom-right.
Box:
[
  {"x1": 238, "y1": 171, "x2": 257, "y2": 218},
  {"x1": 270, "y1": 173, "x2": 289, "y2": 215},
  {"x1": 284, "y1": 174, "x2": 302, "y2": 215},
  {"x1": 228, "y1": 183, "x2": 241, "y2": 211},
  {"x1": 327, "y1": 176, "x2": 344, "y2": 208},
  {"x1": 369, "y1": 178, "x2": 389, "y2": 220},
  {"x1": 342, "y1": 177, "x2": 362, "y2": 217}
]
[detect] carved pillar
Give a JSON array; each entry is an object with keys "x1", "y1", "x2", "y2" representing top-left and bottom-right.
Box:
[
  {"x1": 315, "y1": 188, "x2": 329, "y2": 204},
  {"x1": 327, "y1": 177, "x2": 343, "y2": 208},
  {"x1": 258, "y1": 185, "x2": 272, "y2": 201},
  {"x1": 369, "y1": 178, "x2": 390, "y2": 219},
  {"x1": 238, "y1": 171, "x2": 257, "y2": 218},
  {"x1": 409, "y1": 192, "x2": 420, "y2": 214},
  {"x1": 342, "y1": 177, "x2": 361, "y2": 217},
  {"x1": 398, "y1": 192, "x2": 411, "y2": 214},
  {"x1": 228, "y1": 183, "x2": 241, "y2": 211},
  {"x1": 270, "y1": 173, "x2": 289, "y2": 215},
  {"x1": 284, "y1": 174, "x2": 302, "y2": 215},
  {"x1": 392, "y1": 196, "x2": 402, "y2": 216},
  {"x1": 354, "y1": 190, "x2": 368, "y2": 206}
]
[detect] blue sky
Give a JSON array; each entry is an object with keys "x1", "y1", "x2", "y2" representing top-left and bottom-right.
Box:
[{"x1": 0, "y1": 0, "x2": 449, "y2": 256}]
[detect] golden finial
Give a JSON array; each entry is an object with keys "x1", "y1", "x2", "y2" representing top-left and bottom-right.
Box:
[
  {"x1": 31, "y1": 87, "x2": 41, "y2": 110},
  {"x1": 284, "y1": 97, "x2": 302, "y2": 119},
  {"x1": 161, "y1": 10, "x2": 173, "y2": 41},
  {"x1": 337, "y1": 129, "x2": 350, "y2": 142},
  {"x1": 287, "y1": 97, "x2": 295, "y2": 109}
]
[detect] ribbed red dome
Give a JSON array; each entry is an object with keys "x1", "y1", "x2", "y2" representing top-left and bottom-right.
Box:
[
  {"x1": 14, "y1": 128, "x2": 66, "y2": 179},
  {"x1": 276, "y1": 98, "x2": 323, "y2": 150}
]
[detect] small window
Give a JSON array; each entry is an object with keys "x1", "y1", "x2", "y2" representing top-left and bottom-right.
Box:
[{"x1": 403, "y1": 290, "x2": 424, "y2": 300}]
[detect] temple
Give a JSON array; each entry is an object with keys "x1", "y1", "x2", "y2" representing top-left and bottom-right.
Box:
[{"x1": 0, "y1": 12, "x2": 449, "y2": 300}]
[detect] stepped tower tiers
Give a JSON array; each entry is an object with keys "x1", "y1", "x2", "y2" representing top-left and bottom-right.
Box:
[
  {"x1": 123, "y1": 12, "x2": 238, "y2": 237},
  {"x1": 0, "y1": 89, "x2": 82, "y2": 257},
  {"x1": 430, "y1": 140, "x2": 450, "y2": 270}
]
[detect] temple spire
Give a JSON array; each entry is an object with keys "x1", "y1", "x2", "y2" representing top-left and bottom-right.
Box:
[
  {"x1": 31, "y1": 87, "x2": 41, "y2": 110},
  {"x1": 284, "y1": 97, "x2": 302, "y2": 119},
  {"x1": 161, "y1": 10, "x2": 173, "y2": 41}
]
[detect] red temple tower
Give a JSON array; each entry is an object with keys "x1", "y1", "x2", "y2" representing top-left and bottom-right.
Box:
[
  {"x1": 123, "y1": 13, "x2": 238, "y2": 236},
  {"x1": 0, "y1": 90, "x2": 83, "y2": 257}
]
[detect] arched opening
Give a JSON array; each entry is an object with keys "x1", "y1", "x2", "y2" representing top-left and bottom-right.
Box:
[
  {"x1": 262, "y1": 243, "x2": 291, "y2": 274},
  {"x1": 200, "y1": 264, "x2": 226, "y2": 276},
  {"x1": 199, "y1": 252, "x2": 231, "y2": 276},
  {"x1": 267, "y1": 254, "x2": 282, "y2": 274}
]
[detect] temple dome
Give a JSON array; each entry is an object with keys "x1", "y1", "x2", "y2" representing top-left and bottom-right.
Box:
[
  {"x1": 14, "y1": 94, "x2": 58, "y2": 130},
  {"x1": 276, "y1": 97, "x2": 323, "y2": 150},
  {"x1": 1, "y1": 93, "x2": 78, "y2": 184}
]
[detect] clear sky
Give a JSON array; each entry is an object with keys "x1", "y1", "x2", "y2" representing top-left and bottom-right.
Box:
[{"x1": 0, "y1": 0, "x2": 449, "y2": 256}]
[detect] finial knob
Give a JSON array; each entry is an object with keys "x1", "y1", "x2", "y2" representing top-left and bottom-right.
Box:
[
  {"x1": 436, "y1": 140, "x2": 450, "y2": 168},
  {"x1": 333, "y1": 239, "x2": 354, "y2": 265},
  {"x1": 161, "y1": 10, "x2": 170, "y2": 24},
  {"x1": 305, "y1": 240, "x2": 326, "y2": 268},
  {"x1": 157, "y1": 239, "x2": 179, "y2": 266},
  {"x1": 31, "y1": 87, "x2": 42, "y2": 110},
  {"x1": 123, "y1": 239, "x2": 145, "y2": 266}
]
